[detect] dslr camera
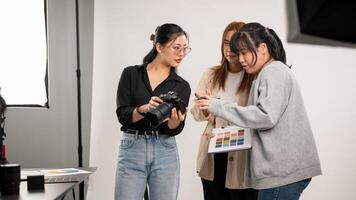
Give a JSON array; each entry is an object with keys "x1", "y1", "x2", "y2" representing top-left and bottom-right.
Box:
[{"x1": 146, "y1": 91, "x2": 186, "y2": 127}]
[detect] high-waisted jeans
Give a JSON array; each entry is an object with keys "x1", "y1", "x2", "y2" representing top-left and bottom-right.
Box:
[
  {"x1": 257, "y1": 178, "x2": 311, "y2": 200},
  {"x1": 115, "y1": 133, "x2": 180, "y2": 200}
]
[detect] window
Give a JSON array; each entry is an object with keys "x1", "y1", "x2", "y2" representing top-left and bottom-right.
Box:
[{"x1": 0, "y1": 0, "x2": 48, "y2": 107}]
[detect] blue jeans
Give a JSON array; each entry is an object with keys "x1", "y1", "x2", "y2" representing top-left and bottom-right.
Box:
[
  {"x1": 257, "y1": 178, "x2": 311, "y2": 200},
  {"x1": 115, "y1": 133, "x2": 180, "y2": 200}
]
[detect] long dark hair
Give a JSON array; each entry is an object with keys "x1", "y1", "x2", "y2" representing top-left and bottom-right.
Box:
[
  {"x1": 143, "y1": 23, "x2": 188, "y2": 64},
  {"x1": 210, "y1": 21, "x2": 254, "y2": 94},
  {"x1": 230, "y1": 22, "x2": 287, "y2": 66}
]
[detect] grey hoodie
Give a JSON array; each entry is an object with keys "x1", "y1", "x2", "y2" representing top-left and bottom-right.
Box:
[{"x1": 208, "y1": 61, "x2": 322, "y2": 189}]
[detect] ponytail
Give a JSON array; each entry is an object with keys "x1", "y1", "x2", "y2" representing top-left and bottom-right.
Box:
[
  {"x1": 265, "y1": 28, "x2": 286, "y2": 64},
  {"x1": 143, "y1": 47, "x2": 157, "y2": 64}
]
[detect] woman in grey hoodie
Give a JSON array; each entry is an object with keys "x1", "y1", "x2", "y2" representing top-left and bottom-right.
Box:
[{"x1": 195, "y1": 22, "x2": 321, "y2": 200}]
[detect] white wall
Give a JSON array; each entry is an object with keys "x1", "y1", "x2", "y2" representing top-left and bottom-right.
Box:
[{"x1": 89, "y1": 0, "x2": 356, "y2": 199}]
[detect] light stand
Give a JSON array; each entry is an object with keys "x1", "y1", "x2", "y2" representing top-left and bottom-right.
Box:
[{"x1": 74, "y1": 0, "x2": 84, "y2": 199}]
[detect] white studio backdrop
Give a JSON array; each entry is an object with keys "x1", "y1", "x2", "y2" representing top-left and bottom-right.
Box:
[
  {"x1": 88, "y1": 0, "x2": 356, "y2": 199},
  {"x1": 0, "y1": 1, "x2": 47, "y2": 106}
]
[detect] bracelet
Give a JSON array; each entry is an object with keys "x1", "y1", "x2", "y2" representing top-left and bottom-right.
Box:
[{"x1": 136, "y1": 107, "x2": 146, "y2": 117}]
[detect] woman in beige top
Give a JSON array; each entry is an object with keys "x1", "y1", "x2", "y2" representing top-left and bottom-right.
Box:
[{"x1": 190, "y1": 21, "x2": 256, "y2": 200}]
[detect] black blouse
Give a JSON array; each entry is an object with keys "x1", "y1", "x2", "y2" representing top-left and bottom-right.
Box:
[{"x1": 116, "y1": 64, "x2": 191, "y2": 136}]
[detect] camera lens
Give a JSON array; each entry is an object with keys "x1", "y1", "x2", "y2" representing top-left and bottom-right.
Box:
[{"x1": 146, "y1": 102, "x2": 173, "y2": 127}]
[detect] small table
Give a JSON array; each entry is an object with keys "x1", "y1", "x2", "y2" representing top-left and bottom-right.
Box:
[{"x1": 1, "y1": 167, "x2": 95, "y2": 200}]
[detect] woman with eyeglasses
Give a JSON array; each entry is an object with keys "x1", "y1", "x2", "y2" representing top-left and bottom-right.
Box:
[
  {"x1": 191, "y1": 21, "x2": 257, "y2": 200},
  {"x1": 115, "y1": 23, "x2": 191, "y2": 200}
]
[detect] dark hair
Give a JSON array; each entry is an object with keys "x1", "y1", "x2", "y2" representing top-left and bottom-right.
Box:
[
  {"x1": 230, "y1": 22, "x2": 287, "y2": 66},
  {"x1": 210, "y1": 21, "x2": 254, "y2": 94},
  {"x1": 143, "y1": 23, "x2": 188, "y2": 64}
]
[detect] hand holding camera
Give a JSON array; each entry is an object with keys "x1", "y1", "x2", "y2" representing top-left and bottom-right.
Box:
[
  {"x1": 166, "y1": 107, "x2": 185, "y2": 130},
  {"x1": 145, "y1": 91, "x2": 186, "y2": 128},
  {"x1": 147, "y1": 96, "x2": 163, "y2": 111}
]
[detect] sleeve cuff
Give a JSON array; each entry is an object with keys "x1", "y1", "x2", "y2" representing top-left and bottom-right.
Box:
[{"x1": 208, "y1": 98, "x2": 222, "y2": 116}]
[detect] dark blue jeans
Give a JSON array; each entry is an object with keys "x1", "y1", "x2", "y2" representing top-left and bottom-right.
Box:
[{"x1": 257, "y1": 178, "x2": 311, "y2": 200}]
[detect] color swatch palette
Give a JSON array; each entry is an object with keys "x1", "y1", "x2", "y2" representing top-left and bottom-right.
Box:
[
  {"x1": 215, "y1": 130, "x2": 245, "y2": 148},
  {"x1": 39, "y1": 168, "x2": 91, "y2": 177},
  {"x1": 208, "y1": 126, "x2": 252, "y2": 153}
]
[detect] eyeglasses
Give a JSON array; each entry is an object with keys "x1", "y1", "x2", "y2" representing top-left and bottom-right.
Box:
[{"x1": 170, "y1": 46, "x2": 192, "y2": 55}]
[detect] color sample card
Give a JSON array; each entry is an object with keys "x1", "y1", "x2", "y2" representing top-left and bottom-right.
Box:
[
  {"x1": 208, "y1": 126, "x2": 252, "y2": 153},
  {"x1": 39, "y1": 168, "x2": 91, "y2": 177}
]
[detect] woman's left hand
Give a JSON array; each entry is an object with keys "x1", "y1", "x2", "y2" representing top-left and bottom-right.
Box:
[{"x1": 167, "y1": 108, "x2": 186, "y2": 129}]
